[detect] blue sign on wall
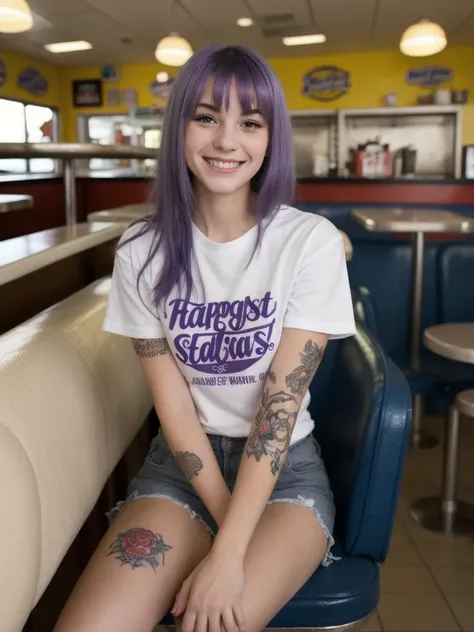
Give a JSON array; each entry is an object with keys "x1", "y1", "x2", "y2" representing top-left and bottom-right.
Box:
[
  {"x1": 0, "y1": 57, "x2": 6, "y2": 87},
  {"x1": 302, "y1": 65, "x2": 351, "y2": 102},
  {"x1": 406, "y1": 66, "x2": 452, "y2": 87},
  {"x1": 17, "y1": 67, "x2": 48, "y2": 96}
]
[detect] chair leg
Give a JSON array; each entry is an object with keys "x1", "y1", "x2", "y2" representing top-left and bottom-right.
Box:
[
  {"x1": 410, "y1": 404, "x2": 474, "y2": 534},
  {"x1": 410, "y1": 394, "x2": 438, "y2": 450}
]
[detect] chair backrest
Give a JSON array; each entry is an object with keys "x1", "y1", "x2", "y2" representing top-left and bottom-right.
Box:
[
  {"x1": 438, "y1": 244, "x2": 474, "y2": 323},
  {"x1": 318, "y1": 326, "x2": 412, "y2": 561},
  {"x1": 0, "y1": 278, "x2": 152, "y2": 632}
]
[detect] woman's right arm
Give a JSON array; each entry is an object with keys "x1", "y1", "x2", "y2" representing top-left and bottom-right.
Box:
[{"x1": 131, "y1": 336, "x2": 231, "y2": 528}]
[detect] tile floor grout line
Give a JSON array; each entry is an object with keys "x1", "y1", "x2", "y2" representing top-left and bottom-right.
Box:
[{"x1": 396, "y1": 498, "x2": 465, "y2": 631}]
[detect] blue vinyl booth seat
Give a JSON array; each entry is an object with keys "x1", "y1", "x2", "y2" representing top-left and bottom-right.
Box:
[{"x1": 163, "y1": 324, "x2": 412, "y2": 630}]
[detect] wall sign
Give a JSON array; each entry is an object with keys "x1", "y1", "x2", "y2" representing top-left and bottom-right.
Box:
[
  {"x1": 406, "y1": 66, "x2": 452, "y2": 87},
  {"x1": 100, "y1": 65, "x2": 120, "y2": 82},
  {"x1": 0, "y1": 57, "x2": 6, "y2": 87},
  {"x1": 302, "y1": 65, "x2": 351, "y2": 102},
  {"x1": 72, "y1": 79, "x2": 103, "y2": 107},
  {"x1": 149, "y1": 76, "x2": 174, "y2": 107},
  {"x1": 18, "y1": 67, "x2": 48, "y2": 96}
]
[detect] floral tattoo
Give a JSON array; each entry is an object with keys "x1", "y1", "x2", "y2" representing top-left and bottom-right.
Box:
[
  {"x1": 246, "y1": 389, "x2": 298, "y2": 475},
  {"x1": 175, "y1": 451, "x2": 203, "y2": 480},
  {"x1": 285, "y1": 339, "x2": 324, "y2": 395},
  {"x1": 107, "y1": 527, "x2": 172, "y2": 571}
]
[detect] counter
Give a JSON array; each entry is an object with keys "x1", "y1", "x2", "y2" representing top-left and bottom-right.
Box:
[
  {"x1": 1, "y1": 172, "x2": 474, "y2": 241},
  {"x1": 1, "y1": 222, "x2": 124, "y2": 333}
]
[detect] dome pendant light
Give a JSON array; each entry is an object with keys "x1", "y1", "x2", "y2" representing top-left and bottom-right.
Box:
[
  {"x1": 0, "y1": 0, "x2": 33, "y2": 33},
  {"x1": 400, "y1": 18, "x2": 447, "y2": 57},
  {"x1": 155, "y1": 31, "x2": 193, "y2": 67}
]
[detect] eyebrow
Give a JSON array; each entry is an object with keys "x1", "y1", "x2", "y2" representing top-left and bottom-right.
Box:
[{"x1": 196, "y1": 102, "x2": 263, "y2": 116}]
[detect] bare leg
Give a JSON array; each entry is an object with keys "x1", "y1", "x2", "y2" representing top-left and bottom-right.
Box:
[
  {"x1": 53, "y1": 498, "x2": 212, "y2": 632},
  {"x1": 241, "y1": 503, "x2": 328, "y2": 632}
]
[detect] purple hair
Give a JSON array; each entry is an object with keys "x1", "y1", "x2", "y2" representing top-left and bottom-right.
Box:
[{"x1": 121, "y1": 44, "x2": 295, "y2": 308}]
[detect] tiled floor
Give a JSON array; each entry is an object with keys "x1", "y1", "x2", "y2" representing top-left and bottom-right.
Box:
[
  {"x1": 359, "y1": 414, "x2": 474, "y2": 632},
  {"x1": 157, "y1": 414, "x2": 474, "y2": 632}
]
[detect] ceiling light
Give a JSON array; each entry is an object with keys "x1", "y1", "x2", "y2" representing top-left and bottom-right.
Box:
[
  {"x1": 155, "y1": 32, "x2": 193, "y2": 67},
  {"x1": 0, "y1": 0, "x2": 33, "y2": 33},
  {"x1": 156, "y1": 71, "x2": 169, "y2": 82},
  {"x1": 283, "y1": 34, "x2": 326, "y2": 46},
  {"x1": 237, "y1": 17, "x2": 253, "y2": 27},
  {"x1": 45, "y1": 40, "x2": 93, "y2": 53},
  {"x1": 400, "y1": 18, "x2": 447, "y2": 57}
]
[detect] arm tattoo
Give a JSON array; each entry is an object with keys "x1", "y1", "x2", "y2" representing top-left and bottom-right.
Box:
[
  {"x1": 267, "y1": 370, "x2": 276, "y2": 384},
  {"x1": 107, "y1": 527, "x2": 172, "y2": 572},
  {"x1": 175, "y1": 451, "x2": 203, "y2": 480},
  {"x1": 246, "y1": 389, "x2": 298, "y2": 475},
  {"x1": 132, "y1": 338, "x2": 169, "y2": 358},
  {"x1": 285, "y1": 339, "x2": 324, "y2": 395}
]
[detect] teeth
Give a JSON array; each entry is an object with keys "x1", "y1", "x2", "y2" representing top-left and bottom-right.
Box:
[{"x1": 206, "y1": 159, "x2": 241, "y2": 169}]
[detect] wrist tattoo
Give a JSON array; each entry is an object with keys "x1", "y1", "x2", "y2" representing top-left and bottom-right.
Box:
[
  {"x1": 107, "y1": 527, "x2": 172, "y2": 572},
  {"x1": 246, "y1": 389, "x2": 298, "y2": 476},
  {"x1": 285, "y1": 339, "x2": 324, "y2": 395},
  {"x1": 175, "y1": 451, "x2": 203, "y2": 480},
  {"x1": 132, "y1": 338, "x2": 169, "y2": 358}
]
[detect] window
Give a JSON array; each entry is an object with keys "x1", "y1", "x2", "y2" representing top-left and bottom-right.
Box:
[{"x1": 0, "y1": 98, "x2": 58, "y2": 174}]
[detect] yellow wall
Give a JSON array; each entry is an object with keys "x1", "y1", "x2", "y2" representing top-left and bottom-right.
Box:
[
  {"x1": 2, "y1": 44, "x2": 474, "y2": 143},
  {"x1": 0, "y1": 50, "x2": 62, "y2": 109}
]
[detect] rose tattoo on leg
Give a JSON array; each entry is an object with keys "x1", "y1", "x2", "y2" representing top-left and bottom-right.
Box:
[{"x1": 107, "y1": 527, "x2": 172, "y2": 571}]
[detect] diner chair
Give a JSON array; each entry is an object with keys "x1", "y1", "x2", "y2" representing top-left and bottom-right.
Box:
[{"x1": 163, "y1": 324, "x2": 413, "y2": 630}]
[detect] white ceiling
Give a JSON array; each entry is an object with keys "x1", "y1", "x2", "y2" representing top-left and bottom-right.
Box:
[{"x1": 1, "y1": 0, "x2": 474, "y2": 66}]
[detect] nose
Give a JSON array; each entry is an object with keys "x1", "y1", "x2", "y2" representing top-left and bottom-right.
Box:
[{"x1": 213, "y1": 122, "x2": 238, "y2": 153}]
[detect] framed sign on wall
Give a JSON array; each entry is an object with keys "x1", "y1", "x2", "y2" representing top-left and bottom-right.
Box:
[{"x1": 72, "y1": 79, "x2": 103, "y2": 107}]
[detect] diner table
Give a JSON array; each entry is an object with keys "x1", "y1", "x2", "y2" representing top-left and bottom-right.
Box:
[
  {"x1": 351, "y1": 207, "x2": 474, "y2": 449},
  {"x1": 0, "y1": 194, "x2": 33, "y2": 213},
  {"x1": 411, "y1": 323, "x2": 474, "y2": 534}
]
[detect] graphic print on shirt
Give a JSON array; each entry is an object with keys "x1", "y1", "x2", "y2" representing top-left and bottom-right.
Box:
[{"x1": 167, "y1": 292, "x2": 277, "y2": 375}]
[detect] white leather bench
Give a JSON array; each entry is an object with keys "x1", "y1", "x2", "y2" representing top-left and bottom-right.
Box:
[{"x1": 0, "y1": 277, "x2": 152, "y2": 632}]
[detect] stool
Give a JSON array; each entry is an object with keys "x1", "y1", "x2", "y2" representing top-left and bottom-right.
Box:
[{"x1": 411, "y1": 388, "x2": 474, "y2": 535}]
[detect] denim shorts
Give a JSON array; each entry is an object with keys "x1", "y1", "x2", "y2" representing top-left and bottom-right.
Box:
[{"x1": 108, "y1": 429, "x2": 338, "y2": 566}]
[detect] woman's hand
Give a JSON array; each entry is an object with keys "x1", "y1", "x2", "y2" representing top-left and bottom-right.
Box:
[{"x1": 171, "y1": 548, "x2": 246, "y2": 632}]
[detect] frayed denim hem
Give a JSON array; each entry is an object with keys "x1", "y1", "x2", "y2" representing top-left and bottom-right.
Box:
[
  {"x1": 106, "y1": 490, "x2": 216, "y2": 538},
  {"x1": 266, "y1": 494, "x2": 339, "y2": 567}
]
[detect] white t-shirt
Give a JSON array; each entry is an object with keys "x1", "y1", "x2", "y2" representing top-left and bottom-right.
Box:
[{"x1": 102, "y1": 205, "x2": 356, "y2": 444}]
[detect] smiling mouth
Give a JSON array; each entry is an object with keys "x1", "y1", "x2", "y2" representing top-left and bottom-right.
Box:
[{"x1": 204, "y1": 157, "x2": 245, "y2": 170}]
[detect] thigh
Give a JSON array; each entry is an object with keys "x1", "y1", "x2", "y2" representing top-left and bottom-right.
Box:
[
  {"x1": 54, "y1": 498, "x2": 212, "y2": 632},
  {"x1": 242, "y1": 503, "x2": 328, "y2": 632}
]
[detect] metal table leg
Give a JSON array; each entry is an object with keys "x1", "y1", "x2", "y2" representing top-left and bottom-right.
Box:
[
  {"x1": 409, "y1": 232, "x2": 438, "y2": 449},
  {"x1": 411, "y1": 405, "x2": 474, "y2": 533},
  {"x1": 63, "y1": 158, "x2": 77, "y2": 227}
]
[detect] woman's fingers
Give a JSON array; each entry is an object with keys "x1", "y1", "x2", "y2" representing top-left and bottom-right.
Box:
[
  {"x1": 233, "y1": 602, "x2": 247, "y2": 632},
  {"x1": 222, "y1": 607, "x2": 239, "y2": 632},
  {"x1": 180, "y1": 609, "x2": 197, "y2": 632},
  {"x1": 209, "y1": 611, "x2": 223, "y2": 632}
]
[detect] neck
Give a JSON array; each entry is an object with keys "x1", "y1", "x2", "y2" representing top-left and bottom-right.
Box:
[{"x1": 193, "y1": 182, "x2": 256, "y2": 243}]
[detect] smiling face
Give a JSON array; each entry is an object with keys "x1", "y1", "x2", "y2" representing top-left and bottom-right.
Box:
[{"x1": 184, "y1": 76, "x2": 269, "y2": 198}]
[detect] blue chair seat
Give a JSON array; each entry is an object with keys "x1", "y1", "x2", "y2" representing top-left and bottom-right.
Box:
[
  {"x1": 392, "y1": 350, "x2": 474, "y2": 398},
  {"x1": 268, "y1": 542, "x2": 379, "y2": 628}
]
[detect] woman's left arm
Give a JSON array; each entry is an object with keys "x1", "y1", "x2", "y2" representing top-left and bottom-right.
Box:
[{"x1": 213, "y1": 327, "x2": 327, "y2": 558}]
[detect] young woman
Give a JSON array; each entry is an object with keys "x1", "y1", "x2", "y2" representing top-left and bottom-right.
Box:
[{"x1": 53, "y1": 44, "x2": 355, "y2": 632}]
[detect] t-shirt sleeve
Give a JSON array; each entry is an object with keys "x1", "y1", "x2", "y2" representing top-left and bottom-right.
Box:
[
  {"x1": 102, "y1": 251, "x2": 165, "y2": 339},
  {"x1": 283, "y1": 223, "x2": 356, "y2": 339}
]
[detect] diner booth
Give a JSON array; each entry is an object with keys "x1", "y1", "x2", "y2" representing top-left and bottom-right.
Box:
[{"x1": 1, "y1": 3, "x2": 474, "y2": 631}]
